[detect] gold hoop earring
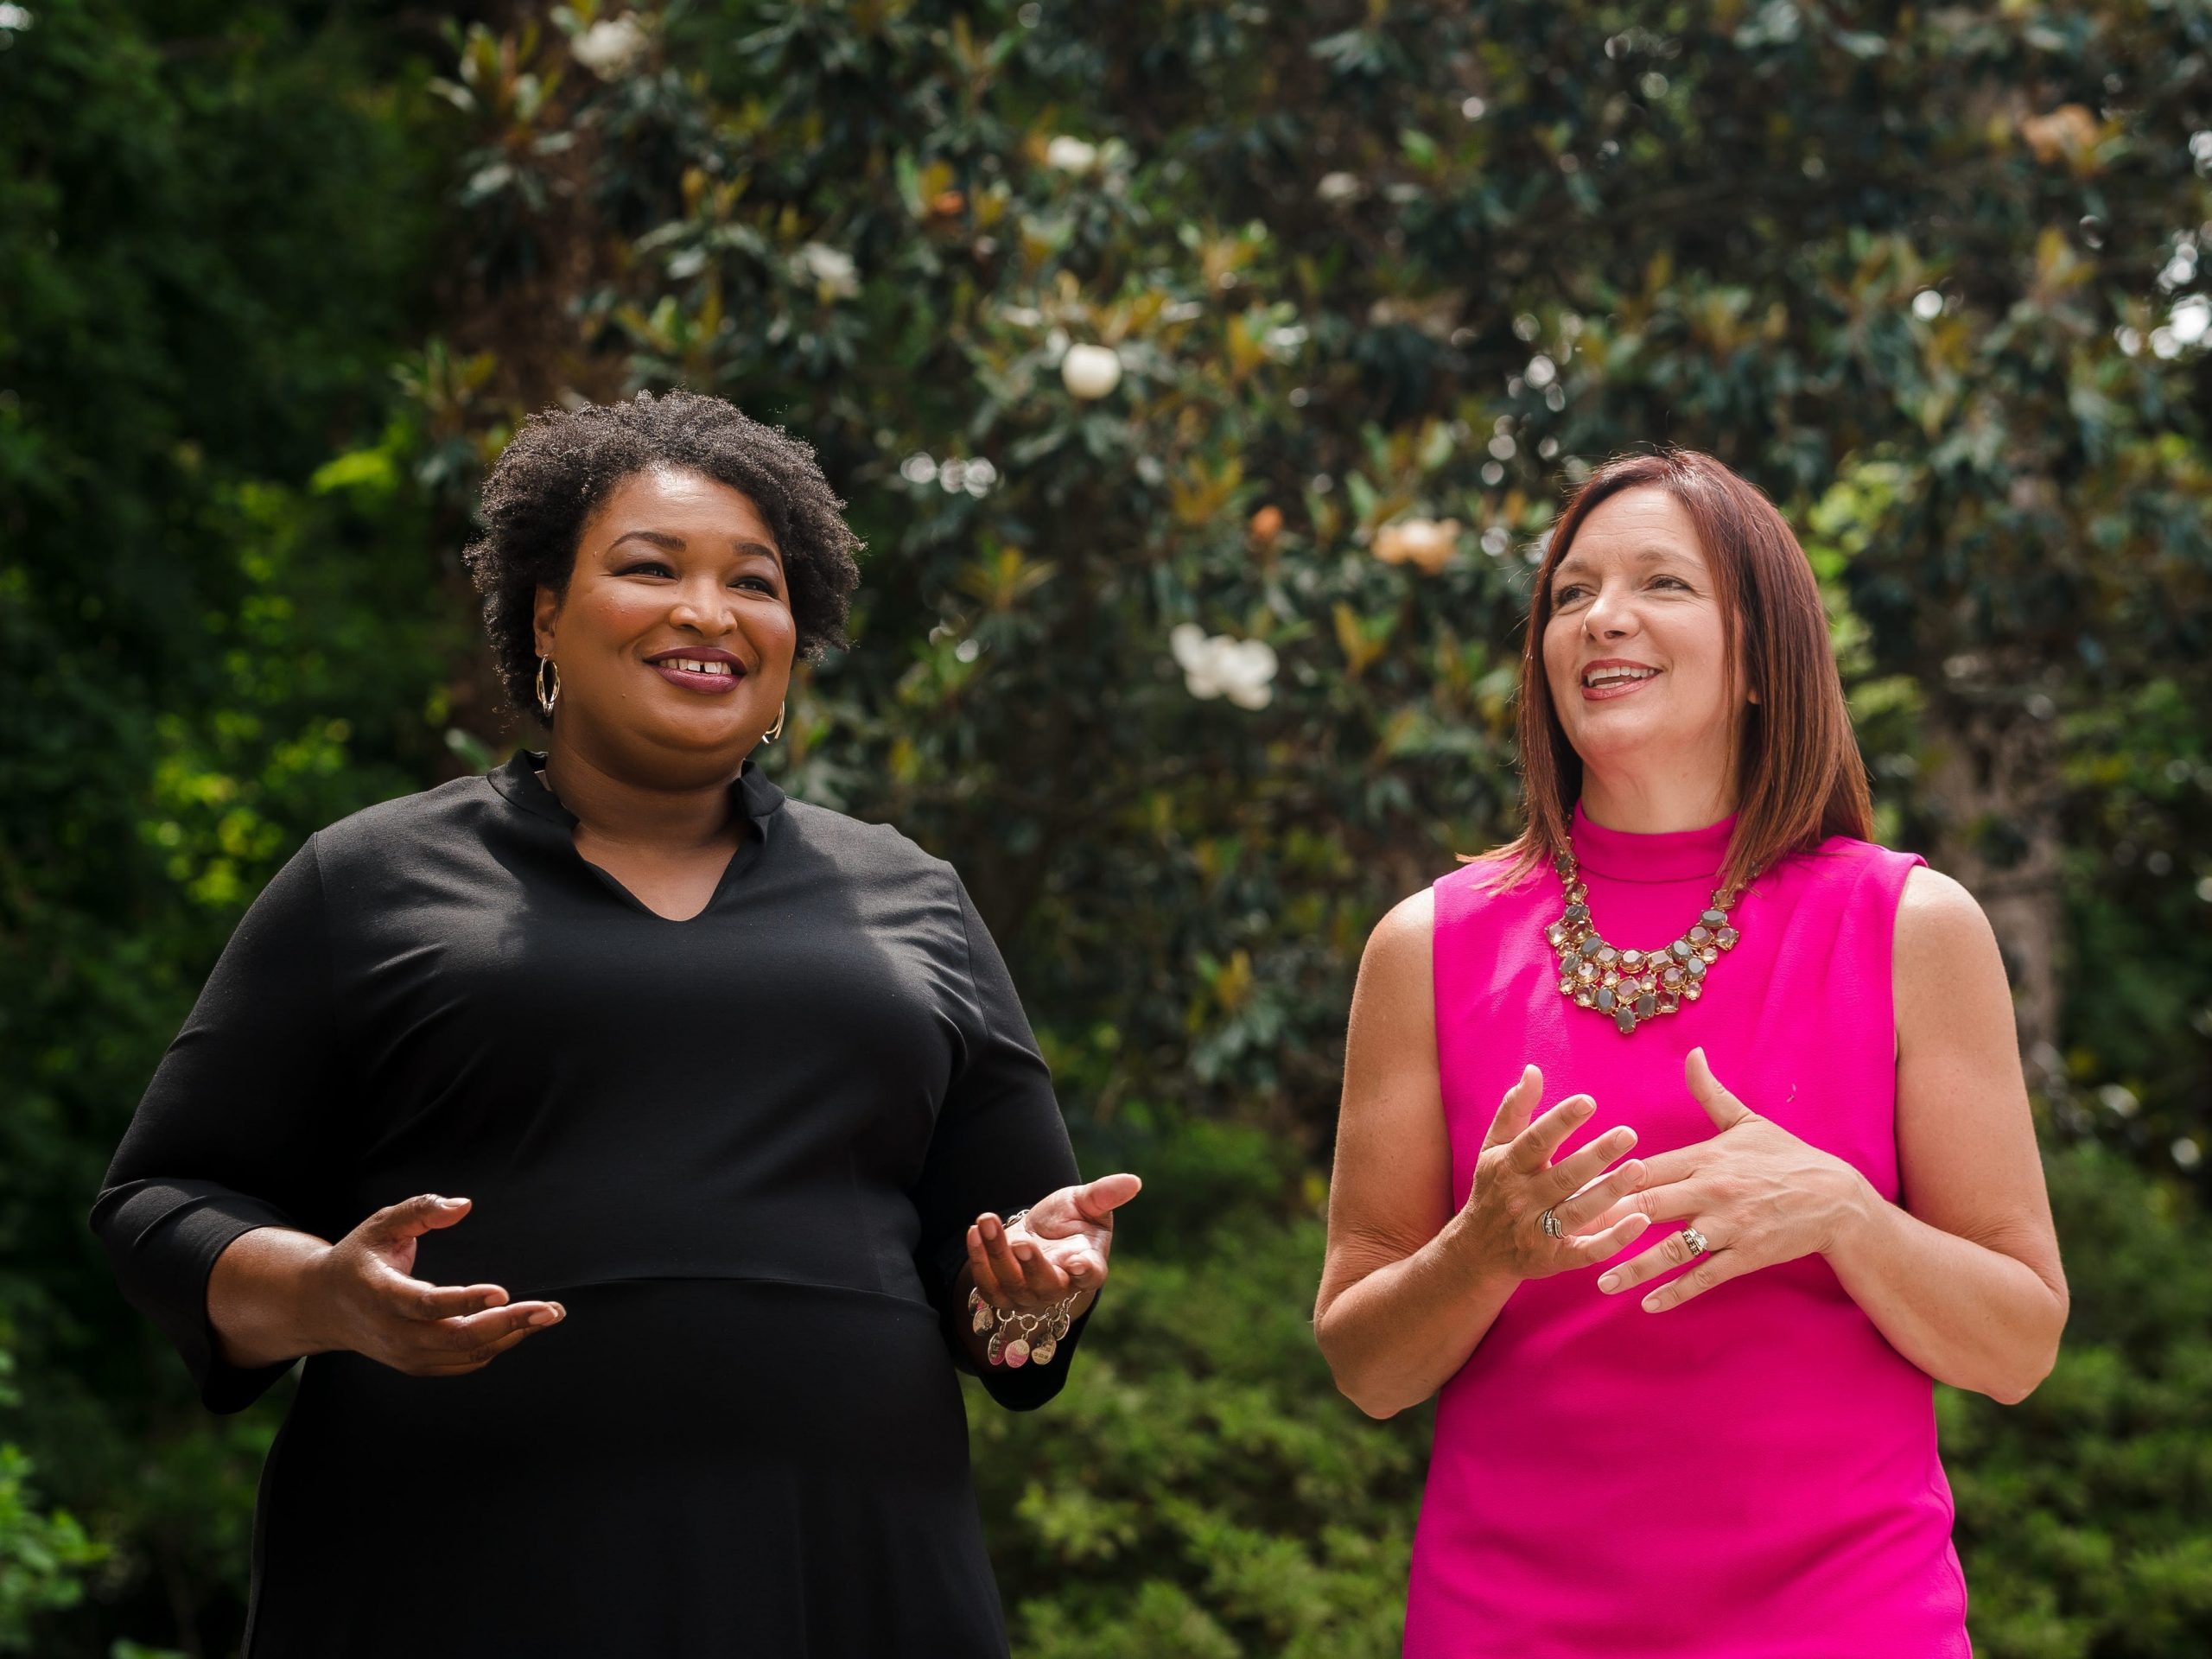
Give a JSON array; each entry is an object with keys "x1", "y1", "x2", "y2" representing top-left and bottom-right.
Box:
[
  {"x1": 536, "y1": 656, "x2": 561, "y2": 718},
  {"x1": 761, "y1": 702, "x2": 786, "y2": 743}
]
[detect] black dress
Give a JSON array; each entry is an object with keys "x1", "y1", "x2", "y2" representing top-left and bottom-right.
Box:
[{"x1": 92, "y1": 751, "x2": 1092, "y2": 1657}]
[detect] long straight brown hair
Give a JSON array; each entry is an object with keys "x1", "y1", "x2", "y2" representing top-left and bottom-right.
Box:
[{"x1": 1474, "y1": 448, "x2": 1873, "y2": 895}]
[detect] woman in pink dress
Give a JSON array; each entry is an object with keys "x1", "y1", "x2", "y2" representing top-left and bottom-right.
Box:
[{"x1": 1315, "y1": 448, "x2": 2068, "y2": 1659}]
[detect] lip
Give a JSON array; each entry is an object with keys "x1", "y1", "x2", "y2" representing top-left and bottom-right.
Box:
[
  {"x1": 1579, "y1": 659, "x2": 1662, "y2": 701},
  {"x1": 645, "y1": 645, "x2": 747, "y2": 696}
]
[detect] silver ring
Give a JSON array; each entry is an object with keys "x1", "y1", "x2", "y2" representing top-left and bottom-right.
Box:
[
  {"x1": 1540, "y1": 1208, "x2": 1563, "y2": 1239},
  {"x1": 1681, "y1": 1226, "x2": 1711, "y2": 1257}
]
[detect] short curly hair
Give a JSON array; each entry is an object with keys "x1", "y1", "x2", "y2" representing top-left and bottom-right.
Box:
[{"x1": 464, "y1": 389, "x2": 862, "y2": 721}]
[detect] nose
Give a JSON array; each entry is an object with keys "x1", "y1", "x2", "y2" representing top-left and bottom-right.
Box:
[
  {"x1": 1581, "y1": 579, "x2": 1639, "y2": 639},
  {"x1": 666, "y1": 575, "x2": 737, "y2": 637}
]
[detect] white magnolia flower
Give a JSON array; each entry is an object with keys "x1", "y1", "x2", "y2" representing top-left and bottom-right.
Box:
[
  {"x1": 1045, "y1": 135, "x2": 1099, "y2": 174},
  {"x1": 1060, "y1": 342, "x2": 1123, "y2": 399},
  {"x1": 571, "y1": 15, "x2": 647, "y2": 79},
  {"x1": 793, "y1": 242, "x2": 860, "y2": 300},
  {"x1": 1171, "y1": 625, "x2": 1277, "y2": 710}
]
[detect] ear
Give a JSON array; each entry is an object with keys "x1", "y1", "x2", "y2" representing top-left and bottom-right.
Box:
[{"x1": 531, "y1": 582, "x2": 562, "y2": 658}]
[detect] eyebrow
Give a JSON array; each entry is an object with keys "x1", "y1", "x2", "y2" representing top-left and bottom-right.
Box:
[
  {"x1": 1551, "y1": 545, "x2": 1694, "y2": 582},
  {"x1": 607, "y1": 529, "x2": 784, "y2": 566}
]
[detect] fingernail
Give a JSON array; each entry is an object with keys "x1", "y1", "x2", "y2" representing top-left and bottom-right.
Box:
[
  {"x1": 1598, "y1": 1274, "x2": 1620, "y2": 1293},
  {"x1": 529, "y1": 1308, "x2": 559, "y2": 1325}
]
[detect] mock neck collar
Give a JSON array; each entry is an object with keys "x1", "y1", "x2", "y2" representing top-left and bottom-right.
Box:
[
  {"x1": 486, "y1": 748, "x2": 786, "y2": 836},
  {"x1": 1568, "y1": 798, "x2": 1736, "y2": 882}
]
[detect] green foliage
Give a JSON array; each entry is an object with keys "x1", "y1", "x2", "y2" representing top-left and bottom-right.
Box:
[
  {"x1": 5, "y1": 0, "x2": 2212, "y2": 1651},
  {"x1": 1942, "y1": 1147, "x2": 2212, "y2": 1658},
  {"x1": 0, "y1": 2, "x2": 458, "y2": 1650},
  {"x1": 0, "y1": 1356, "x2": 105, "y2": 1649}
]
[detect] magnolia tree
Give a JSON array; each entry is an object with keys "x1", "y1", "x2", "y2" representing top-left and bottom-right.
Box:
[{"x1": 407, "y1": 0, "x2": 2212, "y2": 1161}]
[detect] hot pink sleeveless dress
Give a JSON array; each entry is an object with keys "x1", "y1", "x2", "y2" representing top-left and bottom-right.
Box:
[{"x1": 1405, "y1": 801, "x2": 1968, "y2": 1659}]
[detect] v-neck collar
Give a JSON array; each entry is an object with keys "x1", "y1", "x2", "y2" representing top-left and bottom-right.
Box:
[
  {"x1": 486, "y1": 748, "x2": 786, "y2": 922},
  {"x1": 486, "y1": 748, "x2": 786, "y2": 841}
]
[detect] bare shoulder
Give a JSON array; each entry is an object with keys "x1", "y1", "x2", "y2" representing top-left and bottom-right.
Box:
[
  {"x1": 1894, "y1": 864, "x2": 1999, "y2": 969},
  {"x1": 1361, "y1": 887, "x2": 1435, "y2": 980},
  {"x1": 1346, "y1": 886, "x2": 1437, "y2": 1049},
  {"x1": 1893, "y1": 864, "x2": 2011, "y2": 1057}
]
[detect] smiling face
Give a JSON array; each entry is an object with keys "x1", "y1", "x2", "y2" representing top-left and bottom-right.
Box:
[
  {"x1": 531, "y1": 465, "x2": 796, "y2": 780},
  {"x1": 1540, "y1": 485, "x2": 1749, "y2": 787}
]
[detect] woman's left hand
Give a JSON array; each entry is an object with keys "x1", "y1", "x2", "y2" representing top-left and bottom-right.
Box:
[
  {"x1": 1592, "y1": 1048, "x2": 1868, "y2": 1313},
  {"x1": 967, "y1": 1173, "x2": 1142, "y2": 1310}
]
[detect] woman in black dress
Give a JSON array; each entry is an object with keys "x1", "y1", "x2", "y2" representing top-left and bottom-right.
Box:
[{"x1": 92, "y1": 390, "x2": 1141, "y2": 1657}]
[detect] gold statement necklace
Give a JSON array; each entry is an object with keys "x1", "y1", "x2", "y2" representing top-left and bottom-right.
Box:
[{"x1": 1547, "y1": 843, "x2": 1748, "y2": 1035}]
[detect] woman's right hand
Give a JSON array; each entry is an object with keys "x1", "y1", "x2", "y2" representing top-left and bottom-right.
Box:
[
  {"x1": 1458, "y1": 1064, "x2": 1651, "y2": 1282},
  {"x1": 302, "y1": 1194, "x2": 566, "y2": 1376}
]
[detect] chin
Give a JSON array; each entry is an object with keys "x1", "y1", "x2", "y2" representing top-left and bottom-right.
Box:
[
  {"x1": 1574, "y1": 725, "x2": 1688, "y2": 773},
  {"x1": 635, "y1": 709, "x2": 760, "y2": 760}
]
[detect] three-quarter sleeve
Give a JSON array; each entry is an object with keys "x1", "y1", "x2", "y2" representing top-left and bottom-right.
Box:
[
  {"x1": 91, "y1": 834, "x2": 346, "y2": 1413},
  {"x1": 911, "y1": 869, "x2": 1097, "y2": 1410}
]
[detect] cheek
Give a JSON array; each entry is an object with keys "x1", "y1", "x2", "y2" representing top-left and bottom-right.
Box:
[
  {"x1": 565, "y1": 582, "x2": 664, "y2": 646},
  {"x1": 1676, "y1": 621, "x2": 1734, "y2": 704},
  {"x1": 1541, "y1": 622, "x2": 1577, "y2": 692},
  {"x1": 746, "y1": 601, "x2": 800, "y2": 664}
]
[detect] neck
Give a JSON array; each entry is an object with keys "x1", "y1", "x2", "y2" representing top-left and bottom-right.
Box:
[
  {"x1": 1578, "y1": 765, "x2": 1738, "y2": 835},
  {"x1": 540, "y1": 738, "x2": 743, "y2": 850}
]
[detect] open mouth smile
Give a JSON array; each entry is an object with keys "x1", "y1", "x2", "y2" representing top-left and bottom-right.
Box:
[
  {"x1": 1580, "y1": 663, "x2": 1661, "y2": 700},
  {"x1": 646, "y1": 651, "x2": 747, "y2": 694}
]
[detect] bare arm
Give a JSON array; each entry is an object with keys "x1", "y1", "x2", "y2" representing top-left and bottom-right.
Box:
[
  {"x1": 1822, "y1": 868, "x2": 2068, "y2": 1402},
  {"x1": 207, "y1": 1226, "x2": 338, "y2": 1369},
  {"x1": 1313, "y1": 890, "x2": 1649, "y2": 1418}
]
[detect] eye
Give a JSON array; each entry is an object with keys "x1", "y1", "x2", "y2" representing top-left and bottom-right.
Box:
[
  {"x1": 1553, "y1": 583, "x2": 1588, "y2": 603},
  {"x1": 732, "y1": 573, "x2": 780, "y2": 595},
  {"x1": 619, "y1": 559, "x2": 673, "y2": 578},
  {"x1": 1652, "y1": 575, "x2": 1691, "y2": 591}
]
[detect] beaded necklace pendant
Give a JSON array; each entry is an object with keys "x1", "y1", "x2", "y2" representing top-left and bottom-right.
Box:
[{"x1": 1546, "y1": 849, "x2": 1744, "y2": 1034}]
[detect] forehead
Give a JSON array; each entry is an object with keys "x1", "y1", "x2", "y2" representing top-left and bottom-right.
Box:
[
  {"x1": 590, "y1": 465, "x2": 779, "y2": 549},
  {"x1": 1552, "y1": 486, "x2": 1707, "y2": 578}
]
